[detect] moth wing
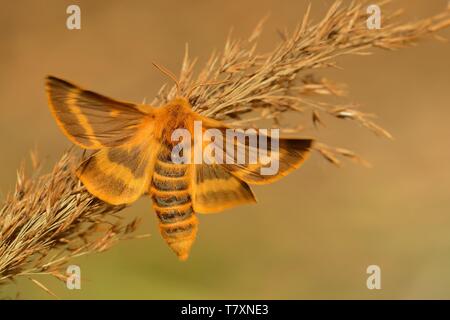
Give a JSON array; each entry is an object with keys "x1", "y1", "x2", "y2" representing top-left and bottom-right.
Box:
[
  {"x1": 224, "y1": 138, "x2": 313, "y2": 184},
  {"x1": 192, "y1": 163, "x2": 256, "y2": 214},
  {"x1": 78, "y1": 140, "x2": 157, "y2": 205},
  {"x1": 199, "y1": 117, "x2": 313, "y2": 185},
  {"x1": 46, "y1": 76, "x2": 153, "y2": 149}
]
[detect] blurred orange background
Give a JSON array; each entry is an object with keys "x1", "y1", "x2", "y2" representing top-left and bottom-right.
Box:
[{"x1": 1, "y1": 0, "x2": 450, "y2": 299}]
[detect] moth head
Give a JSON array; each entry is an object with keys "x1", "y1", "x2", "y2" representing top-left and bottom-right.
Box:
[{"x1": 166, "y1": 97, "x2": 193, "y2": 111}]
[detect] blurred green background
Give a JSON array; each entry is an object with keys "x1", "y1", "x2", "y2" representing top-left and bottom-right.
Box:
[{"x1": 1, "y1": 0, "x2": 450, "y2": 299}]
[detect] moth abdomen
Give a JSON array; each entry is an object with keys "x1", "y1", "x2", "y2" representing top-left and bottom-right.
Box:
[
  {"x1": 153, "y1": 192, "x2": 190, "y2": 207},
  {"x1": 156, "y1": 204, "x2": 194, "y2": 224},
  {"x1": 151, "y1": 153, "x2": 198, "y2": 260},
  {"x1": 154, "y1": 161, "x2": 187, "y2": 178},
  {"x1": 151, "y1": 196, "x2": 198, "y2": 260},
  {"x1": 152, "y1": 173, "x2": 189, "y2": 191}
]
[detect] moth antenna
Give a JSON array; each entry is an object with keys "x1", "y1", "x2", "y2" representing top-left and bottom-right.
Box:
[
  {"x1": 186, "y1": 79, "x2": 230, "y2": 99},
  {"x1": 152, "y1": 62, "x2": 181, "y2": 97}
]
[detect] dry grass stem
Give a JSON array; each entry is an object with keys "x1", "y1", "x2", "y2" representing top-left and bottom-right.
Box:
[{"x1": 0, "y1": 152, "x2": 147, "y2": 291}]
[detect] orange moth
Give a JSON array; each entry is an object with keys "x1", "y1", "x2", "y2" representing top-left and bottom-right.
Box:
[{"x1": 45, "y1": 75, "x2": 313, "y2": 260}]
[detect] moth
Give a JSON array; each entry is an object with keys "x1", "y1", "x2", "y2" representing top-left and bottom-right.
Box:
[{"x1": 45, "y1": 75, "x2": 313, "y2": 260}]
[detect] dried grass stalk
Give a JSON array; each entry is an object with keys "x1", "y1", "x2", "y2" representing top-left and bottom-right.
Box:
[
  {"x1": 1, "y1": 0, "x2": 449, "y2": 293},
  {"x1": 0, "y1": 151, "x2": 144, "y2": 289}
]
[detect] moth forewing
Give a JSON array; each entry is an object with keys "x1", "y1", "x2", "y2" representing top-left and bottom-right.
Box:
[
  {"x1": 45, "y1": 76, "x2": 150, "y2": 149},
  {"x1": 197, "y1": 116, "x2": 314, "y2": 185}
]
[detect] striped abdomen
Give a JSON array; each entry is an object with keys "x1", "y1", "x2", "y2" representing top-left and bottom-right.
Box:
[{"x1": 150, "y1": 146, "x2": 198, "y2": 261}]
